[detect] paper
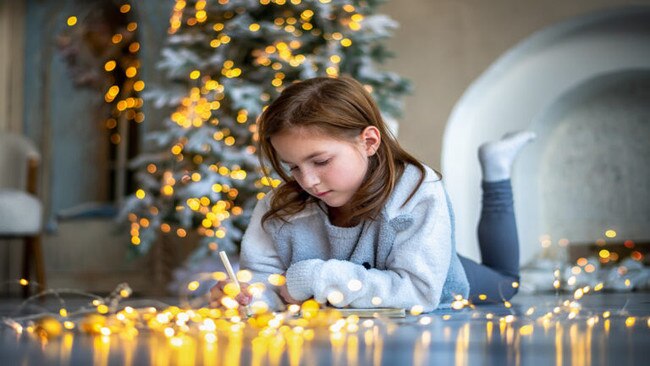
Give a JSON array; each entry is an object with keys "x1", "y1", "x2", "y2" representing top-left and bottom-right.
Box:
[{"x1": 328, "y1": 307, "x2": 406, "y2": 318}]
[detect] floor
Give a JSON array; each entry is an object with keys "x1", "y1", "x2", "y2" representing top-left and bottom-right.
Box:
[{"x1": 1, "y1": 291, "x2": 649, "y2": 365}]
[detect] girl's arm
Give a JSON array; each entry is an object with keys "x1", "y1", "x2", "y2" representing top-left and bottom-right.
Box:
[
  {"x1": 239, "y1": 195, "x2": 287, "y2": 310},
  {"x1": 284, "y1": 181, "x2": 456, "y2": 312}
]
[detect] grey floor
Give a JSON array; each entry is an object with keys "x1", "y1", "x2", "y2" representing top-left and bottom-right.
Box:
[{"x1": 1, "y1": 292, "x2": 649, "y2": 365}]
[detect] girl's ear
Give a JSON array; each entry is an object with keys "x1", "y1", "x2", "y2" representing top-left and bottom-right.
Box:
[{"x1": 360, "y1": 126, "x2": 381, "y2": 156}]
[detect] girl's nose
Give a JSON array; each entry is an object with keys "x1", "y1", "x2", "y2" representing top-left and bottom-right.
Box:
[{"x1": 301, "y1": 169, "x2": 320, "y2": 188}]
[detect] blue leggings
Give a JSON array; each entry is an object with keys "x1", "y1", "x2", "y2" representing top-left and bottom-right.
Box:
[{"x1": 459, "y1": 180, "x2": 520, "y2": 303}]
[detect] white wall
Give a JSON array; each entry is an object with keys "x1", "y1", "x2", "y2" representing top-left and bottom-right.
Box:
[
  {"x1": 379, "y1": 0, "x2": 650, "y2": 168},
  {"x1": 431, "y1": 6, "x2": 650, "y2": 264}
]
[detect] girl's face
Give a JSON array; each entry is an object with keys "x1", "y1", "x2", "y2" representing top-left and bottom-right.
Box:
[{"x1": 270, "y1": 126, "x2": 379, "y2": 210}]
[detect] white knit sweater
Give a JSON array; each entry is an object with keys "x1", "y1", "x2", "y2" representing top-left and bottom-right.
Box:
[{"x1": 239, "y1": 164, "x2": 469, "y2": 312}]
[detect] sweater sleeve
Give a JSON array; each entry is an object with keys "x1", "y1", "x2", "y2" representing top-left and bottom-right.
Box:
[
  {"x1": 285, "y1": 181, "x2": 453, "y2": 312},
  {"x1": 239, "y1": 195, "x2": 287, "y2": 311}
]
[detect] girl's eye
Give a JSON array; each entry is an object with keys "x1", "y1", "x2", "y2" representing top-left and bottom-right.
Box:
[
  {"x1": 314, "y1": 159, "x2": 330, "y2": 166},
  {"x1": 288, "y1": 166, "x2": 299, "y2": 172}
]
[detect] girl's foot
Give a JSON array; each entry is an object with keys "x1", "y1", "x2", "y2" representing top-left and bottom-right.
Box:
[{"x1": 478, "y1": 131, "x2": 536, "y2": 182}]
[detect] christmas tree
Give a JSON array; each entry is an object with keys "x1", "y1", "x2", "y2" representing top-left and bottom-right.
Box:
[{"x1": 122, "y1": 0, "x2": 410, "y2": 264}]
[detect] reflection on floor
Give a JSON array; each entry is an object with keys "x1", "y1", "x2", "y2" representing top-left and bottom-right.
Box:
[{"x1": 1, "y1": 291, "x2": 649, "y2": 365}]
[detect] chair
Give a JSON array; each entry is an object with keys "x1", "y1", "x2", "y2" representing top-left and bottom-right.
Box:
[{"x1": 0, "y1": 132, "x2": 45, "y2": 297}]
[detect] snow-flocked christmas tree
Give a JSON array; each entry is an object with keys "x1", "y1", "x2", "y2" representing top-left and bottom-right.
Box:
[{"x1": 122, "y1": 0, "x2": 410, "y2": 264}]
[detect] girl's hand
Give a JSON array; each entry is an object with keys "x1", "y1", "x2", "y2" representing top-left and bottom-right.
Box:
[
  {"x1": 209, "y1": 280, "x2": 252, "y2": 308},
  {"x1": 279, "y1": 282, "x2": 300, "y2": 305}
]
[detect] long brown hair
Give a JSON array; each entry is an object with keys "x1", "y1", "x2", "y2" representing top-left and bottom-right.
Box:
[{"x1": 257, "y1": 76, "x2": 425, "y2": 226}]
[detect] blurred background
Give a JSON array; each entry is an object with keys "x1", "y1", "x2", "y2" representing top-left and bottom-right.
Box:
[{"x1": 1, "y1": 0, "x2": 648, "y2": 297}]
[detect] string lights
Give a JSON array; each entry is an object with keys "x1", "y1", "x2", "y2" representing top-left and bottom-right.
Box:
[{"x1": 3, "y1": 258, "x2": 650, "y2": 365}]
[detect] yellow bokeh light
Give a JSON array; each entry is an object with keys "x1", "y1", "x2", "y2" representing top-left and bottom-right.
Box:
[
  {"x1": 120, "y1": 4, "x2": 131, "y2": 13},
  {"x1": 187, "y1": 281, "x2": 200, "y2": 291},
  {"x1": 190, "y1": 70, "x2": 201, "y2": 79},
  {"x1": 223, "y1": 282, "x2": 241, "y2": 296},
  {"x1": 125, "y1": 66, "x2": 137, "y2": 78},
  {"x1": 301, "y1": 299, "x2": 320, "y2": 319},
  {"x1": 236, "y1": 270, "x2": 253, "y2": 283},
  {"x1": 212, "y1": 271, "x2": 227, "y2": 281},
  {"x1": 67, "y1": 16, "x2": 77, "y2": 26},
  {"x1": 605, "y1": 229, "x2": 617, "y2": 238},
  {"x1": 104, "y1": 60, "x2": 117, "y2": 72},
  {"x1": 136, "y1": 189, "x2": 146, "y2": 199},
  {"x1": 133, "y1": 80, "x2": 145, "y2": 91},
  {"x1": 410, "y1": 305, "x2": 424, "y2": 316},
  {"x1": 268, "y1": 274, "x2": 286, "y2": 286}
]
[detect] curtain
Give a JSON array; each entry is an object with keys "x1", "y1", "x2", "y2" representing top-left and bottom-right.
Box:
[{"x1": 0, "y1": 0, "x2": 25, "y2": 133}]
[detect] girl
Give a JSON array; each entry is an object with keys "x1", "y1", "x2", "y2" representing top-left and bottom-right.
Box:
[{"x1": 210, "y1": 76, "x2": 534, "y2": 312}]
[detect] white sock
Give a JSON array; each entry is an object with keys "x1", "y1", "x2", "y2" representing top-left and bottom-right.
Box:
[{"x1": 478, "y1": 131, "x2": 536, "y2": 182}]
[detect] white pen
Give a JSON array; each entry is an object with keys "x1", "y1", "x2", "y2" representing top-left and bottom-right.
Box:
[{"x1": 219, "y1": 250, "x2": 252, "y2": 317}]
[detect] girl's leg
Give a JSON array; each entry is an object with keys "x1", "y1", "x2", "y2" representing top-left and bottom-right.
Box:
[{"x1": 461, "y1": 131, "x2": 535, "y2": 303}]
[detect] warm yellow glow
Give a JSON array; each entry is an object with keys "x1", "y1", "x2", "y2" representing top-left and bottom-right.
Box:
[
  {"x1": 605, "y1": 229, "x2": 616, "y2": 238},
  {"x1": 341, "y1": 38, "x2": 352, "y2": 47},
  {"x1": 519, "y1": 324, "x2": 534, "y2": 336},
  {"x1": 249, "y1": 23, "x2": 260, "y2": 32},
  {"x1": 97, "y1": 305, "x2": 109, "y2": 314},
  {"x1": 67, "y1": 16, "x2": 77, "y2": 26},
  {"x1": 268, "y1": 274, "x2": 286, "y2": 286},
  {"x1": 190, "y1": 70, "x2": 201, "y2": 79},
  {"x1": 136, "y1": 189, "x2": 146, "y2": 199},
  {"x1": 236, "y1": 270, "x2": 253, "y2": 283},
  {"x1": 187, "y1": 281, "x2": 200, "y2": 291},
  {"x1": 120, "y1": 4, "x2": 131, "y2": 13},
  {"x1": 301, "y1": 300, "x2": 320, "y2": 319},
  {"x1": 478, "y1": 294, "x2": 487, "y2": 301},
  {"x1": 327, "y1": 291, "x2": 344, "y2": 305},
  {"x1": 410, "y1": 305, "x2": 424, "y2": 316},
  {"x1": 104, "y1": 60, "x2": 117, "y2": 72},
  {"x1": 127, "y1": 22, "x2": 138, "y2": 32},
  {"x1": 574, "y1": 289, "x2": 584, "y2": 300},
  {"x1": 212, "y1": 271, "x2": 227, "y2": 281},
  {"x1": 19, "y1": 278, "x2": 28, "y2": 286}
]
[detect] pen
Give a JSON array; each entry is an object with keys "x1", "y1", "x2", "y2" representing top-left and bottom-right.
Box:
[{"x1": 218, "y1": 250, "x2": 252, "y2": 317}]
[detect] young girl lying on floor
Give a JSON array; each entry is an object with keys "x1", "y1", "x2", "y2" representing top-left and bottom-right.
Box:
[{"x1": 210, "y1": 76, "x2": 535, "y2": 311}]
